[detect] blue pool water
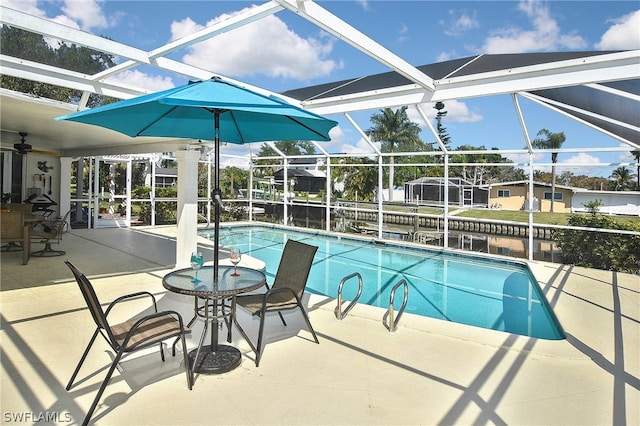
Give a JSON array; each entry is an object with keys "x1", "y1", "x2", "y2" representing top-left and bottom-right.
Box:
[{"x1": 202, "y1": 225, "x2": 564, "y2": 340}]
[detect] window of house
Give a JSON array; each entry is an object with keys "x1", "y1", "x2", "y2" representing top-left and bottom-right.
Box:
[
  {"x1": 497, "y1": 189, "x2": 510, "y2": 197},
  {"x1": 543, "y1": 192, "x2": 563, "y2": 201},
  {"x1": 496, "y1": 247, "x2": 510, "y2": 255}
]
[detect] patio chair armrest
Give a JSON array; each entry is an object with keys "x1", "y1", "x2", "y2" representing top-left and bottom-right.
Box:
[
  {"x1": 261, "y1": 286, "x2": 300, "y2": 306},
  {"x1": 105, "y1": 291, "x2": 158, "y2": 315},
  {"x1": 36, "y1": 218, "x2": 64, "y2": 232},
  {"x1": 130, "y1": 310, "x2": 185, "y2": 330},
  {"x1": 263, "y1": 286, "x2": 296, "y2": 296},
  {"x1": 30, "y1": 229, "x2": 55, "y2": 239}
]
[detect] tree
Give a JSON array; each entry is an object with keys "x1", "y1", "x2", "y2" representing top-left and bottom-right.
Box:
[
  {"x1": 0, "y1": 26, "x2": 117, "y2": 107},
  {"x1": 366, "y1": 106, "x2": 421, "y2": 201},
  {"x1": 254, "y1": 140, "x2": 317, "y2": 178},
  {"x1": 609, "y1": 166, "x2": 635, "y2": 191},
  {"x1": 447, "y1": 145, "x2": 523, "y2": 185},
  {"x1": 257, "y1": 140, "x2": 316, "y2": 157},
  {"x1": 221, "y1": 166, "x2": 249, "y2": 197},
  {"x1": 532, "y1": 129, "x2": 566, "y2": 212},
  {"x1": 433, "y1": 102, "x2": 451, "y2": 149},
  {"x1": 338, "y1": 157, "x2": 378, "y2": 201}
]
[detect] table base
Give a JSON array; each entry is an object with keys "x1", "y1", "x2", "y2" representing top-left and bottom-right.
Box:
[{"x1": 189, "y1": 345, "x2": 241, "y2": 374}]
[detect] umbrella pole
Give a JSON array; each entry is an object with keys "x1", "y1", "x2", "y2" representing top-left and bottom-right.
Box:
[{"x1": 213, "y1": 111, "x2": 220, "y2": 282}]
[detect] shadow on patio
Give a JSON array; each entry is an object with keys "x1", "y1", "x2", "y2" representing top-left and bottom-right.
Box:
[{"x1": 1, "y1": 226, "x2": 638, "y2": 425}]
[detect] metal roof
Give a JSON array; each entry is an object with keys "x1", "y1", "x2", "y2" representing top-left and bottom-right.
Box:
[
  {"x1": 0, "y1": 3, "x2": 639, "y2": 157},
  {"x1": 283, "y1": 52, "x2": 639, "y2": 146}
]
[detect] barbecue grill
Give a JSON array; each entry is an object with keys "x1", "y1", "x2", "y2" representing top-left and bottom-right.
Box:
[{"x1": 24, "y1": 193, "x2": 57, "y2": 218}]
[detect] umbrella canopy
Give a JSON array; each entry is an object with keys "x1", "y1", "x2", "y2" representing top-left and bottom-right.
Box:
[
  {"x1": 55, "y1": 77, "x2": 337, "y2": 279},
  {"x1": 55, "y1": 77, "x2": 337, "y2": 143}
]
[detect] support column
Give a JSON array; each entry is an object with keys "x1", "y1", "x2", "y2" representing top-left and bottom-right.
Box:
[
  {"x1": 443, "y1": 154, "x2": 449, "y2": 248},
  {"x1": 176, "y1": 150, "x2": 201, "y2": 268},
  {"x1": 59, "y1": 157, "x2": 73, "y2": 230},
  {"x1": 283, "y1": 158, "x2": 289, "y2": 225},
  {"x1": 325, "y1": 156, "x2": 331, "y2": 231}
]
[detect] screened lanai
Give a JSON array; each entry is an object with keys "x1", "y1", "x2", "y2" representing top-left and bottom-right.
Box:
[{"x1": 1, "y1": 2, "x2": 639, "y2": 266}]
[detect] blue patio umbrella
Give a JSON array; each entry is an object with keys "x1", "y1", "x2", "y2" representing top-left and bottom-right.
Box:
[{"x1": 55, "y1": 77, "x2": 337, "y2": 278}]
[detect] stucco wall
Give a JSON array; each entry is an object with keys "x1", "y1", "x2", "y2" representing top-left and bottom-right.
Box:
[
  {"x1": 489, "y1": 184, "x2": 572, "y2": 212},
  {"x1": 572, "y1": 192, "x2": 640, "y2": 216}
]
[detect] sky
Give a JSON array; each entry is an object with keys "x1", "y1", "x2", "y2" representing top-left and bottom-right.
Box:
[{"x1": 4, "y1": 0, "x2": 640, "y2": 176}]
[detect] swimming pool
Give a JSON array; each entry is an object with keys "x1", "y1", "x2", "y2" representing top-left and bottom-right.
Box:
[{"x1": 202, "y1": 225, "x2": 564, "y2": 340}]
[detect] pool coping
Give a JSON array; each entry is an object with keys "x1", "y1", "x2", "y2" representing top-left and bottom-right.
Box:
[
  {"x1": 306, "y1": 290, "x2": 585, "y2": 360},
  {"x1": 203, "y1": 222, "x2": 580, "y2": 359}
]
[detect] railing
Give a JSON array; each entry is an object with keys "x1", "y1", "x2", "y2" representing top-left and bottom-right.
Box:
[
  {"x1": 334, "y1": 272, "x2": 363, "y2": 320},
  {"x1": 383, "y1": 279, "x2": 408, "y2": 332}
]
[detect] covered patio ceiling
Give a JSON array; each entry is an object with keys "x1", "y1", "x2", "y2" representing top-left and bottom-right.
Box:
[{"x1": 0, "y1": 1, "x2": 639, "y2": 158}]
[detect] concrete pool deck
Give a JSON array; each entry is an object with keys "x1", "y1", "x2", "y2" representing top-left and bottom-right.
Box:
[{"x1": 1, "y1": 225, "x2": 638, "y2": 425}]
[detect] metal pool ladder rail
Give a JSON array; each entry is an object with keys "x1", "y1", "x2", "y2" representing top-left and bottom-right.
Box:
[
  {"x1": 335, "y1": 272, "x2": 363, "y2": 320},
  {"x1": 383, "y1": 279, "x2": 408, "y2": 332}
]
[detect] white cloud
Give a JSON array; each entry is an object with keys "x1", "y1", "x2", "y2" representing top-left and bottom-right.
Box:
[
  {"x1": 503, "y1": 150, "x2": 611, "y2": 174},
  {"x1": 1, "y1": 0, "x2": 44, "y2": 17},
  {"x1": 356, "y1": 0, "x2": 371, "y2": 12},
  {"x1": 504, "y1": 152, "x2": 541, "y2": 168},
  {"x1": 407, "y1": 100, "x2": 483, "y2": 126},
  {"x1": 442, "y1": 10, "x2": 479, "y2": 36},
  {"x1": 308, "y1": 125, "x2": 358, "y2": 155},
  {"x1": 441, "y1": 100, "x2": 483, "y2": 123},
  {"x1": 616, "y1": 145, "x2": 640, "y2": 164},
  {"x1": 105, "y1": 70, "x2": 175, "y2": 92},
  {"x1": 31, "y1": 0, "x2": 112, "y2": 48},
  {"x1": 397, "y1": 23, "x2": 409, "y2": 43},
  {"x1": 595, "y1": 10, "x2": 640, "y2": 50},
  {"x1": 60, "y1": 0, "x2": 109, "y2": 31},
  {"x1": 555, "y1": 152, "x2": 605, "y2": 174},
  {"x1": 436, "y1": 51, "x2": 456, "y2": 62},
  {"x1": 480, "y1": 0, "x2": 587, "y2": 53},
  {"x1": 333, "y1": 126, "x2": 378, "y2": 155},
  {"x1": 327, "y1": 125, "x2": 345, "y2": 147},
  {"x1": 342, "y1": 137, "x2": 377, "y2": 155},
  {"x1": 49, "y1": 15, "x2": 81, "y2": 30},
  {"x1": 219, "y1": 156, "x2": 250, "y2": 170},
  {"x1": 39, "y1": 16, "x2": 80, "y2": 49},
  {"x1": 170, "y1": 16, "x2": 200, "y2": 40},
  {"x1": 560, "y1": 152, "x2": 603, "y2": 166},
  {"x1": 0, "y1": 0, "x2": 74, "y2": 51},
  {"x1": 513, "y1": 151, "x2": 605, "y2": 174},
  {"x1": 172, "y1": 7, "x2": 340, "y2": 81}
]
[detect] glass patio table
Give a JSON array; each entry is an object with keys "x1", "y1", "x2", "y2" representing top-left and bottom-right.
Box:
[{"x1": 162, "y1": 265, "x2": 266, "y2": 376}]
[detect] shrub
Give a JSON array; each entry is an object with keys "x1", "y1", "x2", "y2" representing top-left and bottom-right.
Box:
[
  {"x1": 551, "y1": 213, "x2": 640, "y2": 273},
  {"x1": 136, "y1": 186, "x2": 178, "y2": 225}
]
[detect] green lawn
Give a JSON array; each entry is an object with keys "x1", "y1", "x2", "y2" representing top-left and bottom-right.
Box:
[{"x1": 455, "y1": 209, "x2": 640, "y2": 226}]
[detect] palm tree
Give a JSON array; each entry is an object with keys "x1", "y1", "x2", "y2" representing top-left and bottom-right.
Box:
[
  {"x1": 337, "y1": 157, "x2": 378, "y2": 201},
  {"x1": 366, "y1": 106, "x2": 421, "y2": 201},
  {"x1": 532, "y1": 128, "x2": 566, "y2": 212},
  {"x1": 222, "y1": 166, "x2": 248, "y2": 197},
  {"x1": 610, "y1": 166, "x2": 634, "y2": 191},
  {"x1": 631, "y1": 150, "x2": 640, "y2": 190}
]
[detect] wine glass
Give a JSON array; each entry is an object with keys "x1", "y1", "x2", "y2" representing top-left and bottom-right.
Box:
[
  {"x1": 230, "y1": 248, "x2": 241, "y2": 277},
  {"x1": 190, "y1": 251, "x2": 204, "y2": 283}
]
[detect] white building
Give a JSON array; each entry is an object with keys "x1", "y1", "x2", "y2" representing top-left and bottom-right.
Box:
[{"x1": 572, "y1": 189, "x2": 640, "y2": 216}]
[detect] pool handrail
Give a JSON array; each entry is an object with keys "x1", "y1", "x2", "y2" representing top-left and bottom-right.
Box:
[
  {"x1": 383, "y1": 279, "x2": 408, "y2": 333},
  {"x1": 335, "y1": 272, "x2": 363, "y2": 320}
]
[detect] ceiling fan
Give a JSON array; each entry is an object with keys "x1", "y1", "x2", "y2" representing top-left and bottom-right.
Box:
[{"x1": 1, "y1": 132, "x2": 61, "y2": 157}]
